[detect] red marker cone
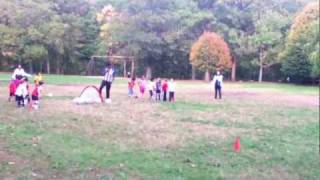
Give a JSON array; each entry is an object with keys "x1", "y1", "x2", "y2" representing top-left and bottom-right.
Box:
[{"x1": 233, "y1": 137, "x2": 241, "y2": 152}]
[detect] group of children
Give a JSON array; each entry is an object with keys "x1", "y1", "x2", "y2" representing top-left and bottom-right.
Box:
[
  {"x1": 8, "y1": 72, "x2": 44, "y2": 110},
  {"x1": 128, "y1": 76, "x2": 176, "y2": 102}
]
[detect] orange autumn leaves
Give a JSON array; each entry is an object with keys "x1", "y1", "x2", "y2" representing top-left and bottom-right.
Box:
[
  {"x1": 288, "y1": 2, "x2": 319, "y2": 44},
  {"x1": 190, "y1": 31, "x2": 232, "y2": 72}
]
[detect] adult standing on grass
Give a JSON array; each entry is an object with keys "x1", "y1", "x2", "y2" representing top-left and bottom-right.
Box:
[
  {"x1": 99, "y1": 63, "x2": 115, "y2": 104},
  {"x1": 212, "y1": 71, "x2": 223, "y2": 99},
  {"x1": 168, "y1": 78, "x2": 176, "y2": 103},
  {"x1": 12, "y1": 64, "x2": 31, "y2": 80}
]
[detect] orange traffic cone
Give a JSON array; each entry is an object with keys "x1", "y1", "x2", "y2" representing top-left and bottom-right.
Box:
[{"x1": 233, "y1": 137, "x2": 241, "y2": 152}]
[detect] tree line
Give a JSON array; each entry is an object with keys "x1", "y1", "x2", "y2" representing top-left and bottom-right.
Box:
[{"x1": 0, "y1": 0, "x2": 318, "y2": 83}]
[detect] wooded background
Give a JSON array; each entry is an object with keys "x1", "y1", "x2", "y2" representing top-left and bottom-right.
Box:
[{"x1": 0, "y1": 0, "x2": 319, "y2": 83}]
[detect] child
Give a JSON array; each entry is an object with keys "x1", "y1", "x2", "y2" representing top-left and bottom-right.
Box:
[
  {"x1": 31, "y1": 81, "x2": 44, "y2": 110},
  {"x1": 168, "y1": 78, "x2": 176, "y2": 103},
  {"x1": 15, "y1": 79, "x2": 28, "y2": 107},
  {"x1": 147, "y1": 78, "x2": 155, "y2": 100},
  {"x1": 155, "y1": 78, "x2": 162, "y2": 101},
  {"x1": 8, "y1": 80, "x2": 17, "y2": 102},
  {"x1": 138, "y1": 76, "x2": 146, "y2": 98},
  {"x1": 127, "y1": 75, "x2": 132, "y2": 96},
  {"x1": 13, "y1": 78, "x2": 22, "y2": 102},
  {"x1": 162, "y1": 79, "x2": 168, "y2": 102},
  {"x1": 34, "y1": 72, "x2": 43, "y2": 85},
  {"x1": 128, "y1": 77, "x2": 136, "y2": 97},
  {"x1": 25, "y1": 78, "x2": 31, "y2": 105}
]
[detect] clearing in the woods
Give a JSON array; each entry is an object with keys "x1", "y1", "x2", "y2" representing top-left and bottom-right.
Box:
[{"x1": 0, "y1": 73, "x2": 319, "y2": 179}]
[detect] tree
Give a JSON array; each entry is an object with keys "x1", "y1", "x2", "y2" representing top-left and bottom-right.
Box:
[
  {"x1": 0, "y1": 0, "x2": 317, "y2": 80},
  {"x1": 212, "y1": 0, "x2": 256, "y2": 81},
  {"x1": 190, "y1": 31, "x2": 232, "y2": 81},
  {"x1": 249, "y1": 10, "x2": 289, "y2": 82},
  {"x1": 308, "y1": 22, "x2": 320, "y2": 78},
  {"x1": 97, "y1": 0, "x2": 213, "y2": 78},
  {"x1": 281, "y1": 2, "x2": 320, "y2": 83}
]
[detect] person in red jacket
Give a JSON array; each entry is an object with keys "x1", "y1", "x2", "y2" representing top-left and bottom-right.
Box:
[
  {"x1": 162, "y1": 79, "x2": 168, "y2": 102},
  {"x1": 31, "y1": 81, "x2": 44, "y2": 110},
  {"x1": 128, "y1": 77, "x2": 136, "y2": 97},
  {"x1": 8, "y1": 80, "x2": 17, "y2": 102},
  {"x1": 10, "y1": 78, "x2": 23, "y2": 102}
]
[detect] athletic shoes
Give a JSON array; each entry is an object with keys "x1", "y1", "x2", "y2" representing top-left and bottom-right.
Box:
[{"x1": 105, "y1": 99, "x2": 112, "y2": 104}]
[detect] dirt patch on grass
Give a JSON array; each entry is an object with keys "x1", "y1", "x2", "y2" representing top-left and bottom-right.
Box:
[
  {"x1": 252, "y1": 93, "x2": 318, "y2": 108},
  {"x1": 33, "y1": 96, "x2": 184, "y2": 149},
  {"x1": 180, "y1": 86, "x2": 318, "y2": 108}
]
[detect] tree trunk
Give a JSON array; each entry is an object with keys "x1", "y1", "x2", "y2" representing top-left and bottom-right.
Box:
[
  {"x1": 0, "y1": 55, "x2": 3, "y2": 71},
  {"x1": 29, "y1": 60, "x2": 33, "y2": 74},
  {"x1": 258, "y1": 51, "x2": 263, "y2": 83},
  {"x1": 40, "y1": 61, "x2": 43, "y2": 73},
  {"x1": 258, "y1": 65, "x2": 263, "y2": 83},
  {"x1": 56, "y1": 58, "x2": 60, "y2": 74},
  {"x1": 146, "y1": 66, "x2": 152, "y2": 79},
  {"x1": 123, "y1": 61, "x2": 127, "y2": 77},
  {"x1": 192, "y1": 65, "x2": 196, "y2": 80},
  {"x1": 131, "y1": 60, "x2": 135, "y2": 77},
  {"x1": 204, "y1": 69, "x2": 210, "y2": 82},
  {"x1": 231, "y1": 56, "x2": 237, "y2": 82},
  {"x1": 46, "y1": 58, "x2": 50, "y2": 74}
]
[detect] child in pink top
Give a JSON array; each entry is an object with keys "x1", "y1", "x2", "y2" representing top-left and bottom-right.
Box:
[{"x1": 138, "y1": 76, "x2": 146, "y2": 98}]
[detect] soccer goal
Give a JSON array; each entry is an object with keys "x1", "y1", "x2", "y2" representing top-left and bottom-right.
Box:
[{"x1": 73, "y1": 86, "x2": 104, "y2": 104}]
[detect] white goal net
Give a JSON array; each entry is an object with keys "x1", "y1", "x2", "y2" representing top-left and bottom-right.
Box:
[{"x1": 73, "y1": 86, "x2": 103, "y2": 104}]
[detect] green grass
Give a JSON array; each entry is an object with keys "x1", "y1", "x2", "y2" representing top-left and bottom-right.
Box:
[
  {"x1": 0, "y1": 104, "x2": 318, "y2": 179},
  {"x1": 0, "y1": 74, "x2": 319, "y2": 179},
  {"x1": 0, "y1": 121, "x2": 223, "y2": 179},
  {"x1": 164, "y1": 101, "x2": 219, "y2": 112},
  {"x1": 238, "y1": 82, "x2": 319, "y2": 95},
  {"x1": 1, "y1": 72, "x2": 318, "y2": 94},
  {"x1": 0, "y1": 72, "x2": 127, "y2": 85}
]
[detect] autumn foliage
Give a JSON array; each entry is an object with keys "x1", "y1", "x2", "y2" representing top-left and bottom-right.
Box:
[
  {"x1": 287, "y1": 2, "x2": 319, "y2": 43},
  {"x1": 281, "y1": 2, "x2": 320, "y2": 82},
  {"x1": 190, "y1": 32, "x2": 232, "y2": 72}
]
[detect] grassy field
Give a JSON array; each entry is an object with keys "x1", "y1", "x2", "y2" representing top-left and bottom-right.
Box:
[{"x1": 0, "y1": 73, "x2": 319, "y2": 179}]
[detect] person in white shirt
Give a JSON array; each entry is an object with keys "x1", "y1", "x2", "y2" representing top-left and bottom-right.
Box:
[
  {"x1": 168, "y1": 78, "x2": 176, "y2": 102},
  {"x1": 99, "y1": 64, "x2": 115, "y2": 103},
  {"x1": 212, "y1": 71, "x2": 223, "y2": 99},
  {"x1": 15, "y1": 79, "x2": 28, "y2": 107},
  {"x1": 147, "y1": 78, "x2": 155, "y2": 100},
  {"x1": 12, "y1": 65, "x2": 31, "y2": 80}
]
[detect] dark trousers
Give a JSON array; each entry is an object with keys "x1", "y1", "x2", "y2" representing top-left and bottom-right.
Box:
[
  {"x1": 163, "y1": 91, "x2": 167, "y2": 101},
  {"x1": 149, "y1": 90, "x2": 153, "y2": 99},
  {"x1": 16, "y1": 95, "x2": 24, "y2": 107},
  {"x1": 215, "y1": 86, "x2": 222, "y2": 99},
  {"x1": 156, "y1": 90, "x2": 161, "y2": 101},
  {"x1": 169, "y1": 92, "x2": 175, "y2": 102},
  {"x1": 99, "y1": 80, "x2": 112, "y2": 99}
]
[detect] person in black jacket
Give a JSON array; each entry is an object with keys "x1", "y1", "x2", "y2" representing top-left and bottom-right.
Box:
[
  {"x1": 212, "y1": 71, "x2": 223, "y2": 99},
  {"x1": 99, "y1": 64, "x2": 115, "y2": 103}
]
